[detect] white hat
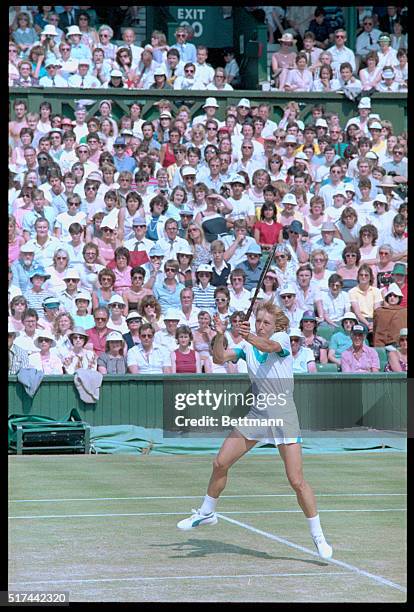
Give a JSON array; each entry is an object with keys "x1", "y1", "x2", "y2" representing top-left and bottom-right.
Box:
[
  {"x1": 101, "y1": 215, "x2": 117, "y2": 230},
  {"x1": 78, "y1": 58, "x2": 91, "y2": 66},
  {"x1": 45, "y1": 57, "x2": 62, "y2": 68},
  {"x1": 154, "y1": 66, "x2": 166, "y2": 76},
  {"x1": 315, "y1": 118, "x2": 328, "y2": 128},
  {"x1": 341, "y1": 311, "x2": 358, "y2": 322},
  {"x1": 294, "y1": 151, "x2": 308, "y2": 161},
  {"x1": 20, "y1": 243, "x2": 35, "y2": 253},
  {"x1": 63, "y1": 269, "x2": 80, "y2": 280},
  {"x1": 110, "y1": 69, "x2": 123, "y2": 78},
  {"x1": 369, "y1": 121, "x2": 382, "y2": 131},
  {"x1": 181, "y1": 165, "x2": 197, "y2": 177},
  {"x1": 106, "y1": 331, "x2": 124, "y2": 342},
  {"x1": 279, "y1": 284, "x2": 296, "y2": 296},
  {"x1": 237, "y1": 98, "x2": 251, "y2": 109},
  {"x1": 196, "y1": 264, "x2": 213, "y2": 274},
  {"x1": 279, "y1": 32, "x2": 297, "y2": 43},
  {"x1": 203, "y1": 97, "x2": 219, "y2": 108},
  {"x1": 384, "y1": 283, "x2": 403, "y2": 298},
  {"x1": 74, "y1": 291, "x2": 91, "y2": 303},
  {"x1": 108, "y1": 294, "x2": 125, "y2": 306},
  {"x1": 284, "y1": 134, "x2": 297, "y2": 143},
  {"x1": 163, "y1": 308, "x2": 182, "y2": 321},
  {"x1": 160, "y1": 111, "x2": 172, "y2": 119},
  {"x1": 365, "y1": 150, "x2": 379, "y2": 160},
  {"x1": 358, "y1": 97, "x2": 372, "y2": 109},
  {"x1": 332, "y1": 187, "x2": 347, "y2": 198},
  {"x1": 373, "y1": 193, "x2": 388, "y2": 204},
  {"x1": 67, "y1": 25, "x2": 82, "y2": 36},
  {"x1": 34, "y1": 331, "x2": 56, "y2": 348},
  {"x1": 229, "y1": 174, "x2": 246, "y2": 185},
  {"x1": 249, "y1": 287, "x2": 266, "y2": 300},
  {"x1": 87, "y1": 170, "x2": 103, "y2": 182},
  {"x1": 289, "y1": 327, "x2": 304, "y2": 339},
  {"x1": 41, "y1": 24, "x2": 58, "y2": 36},
  {"x1": 176, "y1": 242, "x2": 193, "y2": 255},
  {"x1": 126, "y1": 311, "x2": 142, "y2": 322},
  {"x1": 281, "y1": 193, "x2": 297, "y2": 206}
]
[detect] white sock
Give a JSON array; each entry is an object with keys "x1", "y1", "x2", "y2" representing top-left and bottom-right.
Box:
[
  {"x1": 200, "y1": 494, "x2": 218, "y2": 515},
  {"x1": 307, "y1": 514, "x2": 324, "y2": 538}
]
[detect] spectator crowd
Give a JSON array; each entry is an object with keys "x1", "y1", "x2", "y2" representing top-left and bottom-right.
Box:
[{"x1": 9, "y1": 6, "x2": 408, "y2": 377}]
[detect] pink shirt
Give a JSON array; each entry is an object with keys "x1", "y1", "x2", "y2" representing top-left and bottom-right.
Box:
[
  {"x1": 113, "y1": 265, "x2": 132, "y2": 293},
  {"x1": 341, "y1": 345, "x2": 380, "y2": 373},
  {"x1": 286, "y1": 68, "x2": 314, "y2": 91}
]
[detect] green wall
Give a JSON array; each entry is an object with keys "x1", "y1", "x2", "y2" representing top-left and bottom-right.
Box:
[{"x1": 8, "y1": 374, "x2": 407, "y2": 431}]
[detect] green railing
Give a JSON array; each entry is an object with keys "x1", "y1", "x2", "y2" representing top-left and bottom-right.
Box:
[
  {"x1": 8, "y1": 374, "x2": 407, "y2": 431},
  {"x1": 9, "y1": 89, "x2": 408, "y2": 134}
]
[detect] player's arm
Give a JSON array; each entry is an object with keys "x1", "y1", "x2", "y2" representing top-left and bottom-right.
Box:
[
  {"x1": 212, "y1": 315, "x2": 238, "y2": 364},
  {"x1": 238, "y1": 321, "x2": 285, "y2": 353}
]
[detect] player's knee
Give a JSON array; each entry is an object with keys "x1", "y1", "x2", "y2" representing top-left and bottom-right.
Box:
[
  {"x1": 213, "y1": 457, "x2": 229, "y2": 473},
  {"x1": 288, "y1": 473, "x2": 306, "y2": 492}
]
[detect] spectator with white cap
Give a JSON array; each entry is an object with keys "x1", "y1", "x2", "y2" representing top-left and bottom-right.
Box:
[
  {"x1": 289, "y1": 327, "x2": 317, "y2": 373},
  {"x1": 150, "y1": 66, "x2": 173, "y2": 90},
  {"x1": 97, "y1": 330, "x2": 128, "y2": 375},
  {"x1": 23, "y1": 265, "x2": 52, "y2": 319},
  {"x1": 29, "y1": 331, "x2": 63, "y2": 374},
  {"x1": 345, "y1": 97, "x2": 372, "y2": 135},
  {"x1": 311, "y1": 222, "x2": 346, "y2": 270},
  {"x1": 68, "y1": 58, "x2": 100, "y2": 88},
  {"x1": 341, "y1": 324, "x2": 380, "y2": 373},
  {"x1": 192, "y1": 264, "x2": 216, "y2": 311},
  {"x1": 39, "y1": 56, "x2": 68, "y2": 87},
  {"x1": 106, "y1": 294, "x2": 128, "y2": 334},
  {"x1": 66, "y1": 25, "x2": 92, "y2": 61},
  {"x1": 327, "y1": 311, "x2": 359, "y2": 366},
  {"x1": 101, "y1": 68, "x2": 127, "y2": 89},
  {"x1": 271, "y1": 32, "x2": 297, "y2": 89},
  {"x1": 58, "y1": 268, "x2": 83, "y2": 314},
  {"x1": 366, "y1": 193, "x2": 396, "y2": 239},
  {"x1": 193, "y1": 98, "x2": 222, "y2": 128},
  {"x1": 63, "y1": 326, "x2": 97, "y2": 374},
  {"x1": 72, "y1": 291, "x2": 94, "y2": 330},
  {"x1": 325, "y1": 186, "x2": 348, "y2": 223},
  {"x1": 278, "y1": 283, "x2": 305, "y2": 328},
  {"x1": 11, "y1": 242, "x2": 37, "y2": 294},
  {"x1": 376, "y1": 33, "x2": 398, "y2": 70},
  {"x1": 372, "y1": 282, "x2": 406, "y2": 347}
]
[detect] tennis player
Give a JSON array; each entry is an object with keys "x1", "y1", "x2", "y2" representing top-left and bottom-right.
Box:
[{"x1": 177, "y1": 301, "x2": 333, "y2": 559}]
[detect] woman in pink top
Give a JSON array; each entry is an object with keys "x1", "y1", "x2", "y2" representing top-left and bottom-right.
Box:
[
  {"x1": 171, "y1": 325, "x2": 201, "y2": 374},
  {"x1": 271, "y1": 32, "x2": 297, "y2": 89},
  {"x1": 284, "y1": 52, "x2": 314, "y2": 92},
  {"x1": 113, "y1": 246, "x2": 132, "y2": 293},
  {"x1": 8, "y1": 216, "x2": 25, "y2": 264}
]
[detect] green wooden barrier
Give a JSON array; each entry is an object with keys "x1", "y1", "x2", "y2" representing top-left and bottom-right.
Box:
[
  {"x1": 8, "y1": 374, "x2": 407, "y2": 431},
  {"x1": 9, "y1": 89, "x2": 407, "y2": 134}
]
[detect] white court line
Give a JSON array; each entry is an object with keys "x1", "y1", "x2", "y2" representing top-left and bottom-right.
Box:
[
  {"x1": 9, "y1": 509, "x2": 406, "y2": 520},
  {"x1": 8, "y1": 571, "x2": 352, "y2": 587},
  {"x1": 8, "y1": 493, "x2": 407, "y2": 503},
  {"x1": 217, "y1": 514, "x2": 406, "y2": 594}
]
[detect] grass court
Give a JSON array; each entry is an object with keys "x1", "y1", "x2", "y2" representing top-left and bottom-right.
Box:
[{"x1": 8, "y1": 452, "x2": 406, "y2": 602}]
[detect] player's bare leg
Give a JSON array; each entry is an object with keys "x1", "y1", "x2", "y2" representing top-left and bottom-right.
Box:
[
  {"x1": 278, "y1": 442, "x2": 333, "y2": 559},
  {"x1": 207, "y1": 430, "x2": 258, "y2": 498},
  {"x1": 177, "y1": 430, "x2": 256, "y2": 530}
]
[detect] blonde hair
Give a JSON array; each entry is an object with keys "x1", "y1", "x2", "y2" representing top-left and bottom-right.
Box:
[{"x1": 256, "y1": 302, "x2": 289, "y2": 332}]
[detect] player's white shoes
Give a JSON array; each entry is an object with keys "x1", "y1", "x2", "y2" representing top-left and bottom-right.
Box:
[
  {"x1": 177, "y1": 509, "x2": 218, "y2": 530},
  {"x1": 312, "y1": 534, "x2": 333, "y2": 559}
]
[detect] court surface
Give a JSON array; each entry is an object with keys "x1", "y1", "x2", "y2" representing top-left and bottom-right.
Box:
[{"x1": 8, "y1": 452, "x2": 406, "y2": 603}]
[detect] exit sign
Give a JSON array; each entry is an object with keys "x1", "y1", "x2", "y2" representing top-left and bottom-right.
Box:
[{"x1": 168, "y1": 6, "x2": 232, "y2": 47}]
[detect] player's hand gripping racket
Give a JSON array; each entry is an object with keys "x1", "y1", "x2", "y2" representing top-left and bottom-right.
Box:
[{"x1": 242, "y1": 241, "x2": 279, "y2": 322}]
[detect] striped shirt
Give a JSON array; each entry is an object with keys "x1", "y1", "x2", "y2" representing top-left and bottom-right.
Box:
[
  {"x1": 23, "y1": 289, "x2": 50, "y2": 319},
  {"x1": 8, "y1": 344, "x2": 29, "y2": 375},
  {"x1": 192, "y1": 284, "x2": 216, "y2": 312}
]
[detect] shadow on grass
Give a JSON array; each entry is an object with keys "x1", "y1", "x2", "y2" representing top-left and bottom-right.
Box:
[{"x1": 150, "y1": 538, "x2": 327, "y2": 566}]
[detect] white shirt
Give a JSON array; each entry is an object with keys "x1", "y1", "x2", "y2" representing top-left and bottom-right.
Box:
[
  {"x1": 68, "y1": 73, "x2": 101, "y2": 88},
  {"x1": 328, "y1": 44, "x2": 356, "y2": 74},
  {"x1": 124, "y1": 236, "x2": 154, "y2": 254},
  {"x1": 178, "y1": 307, "x2": 201, "y2": 331},
  {"x1": 39, "y1": 74, "x2": 69, "y2": 88},
  {"x1": 322, "y1": 290, "x2": 351, "y2": 323},
  {"x1": 194, "y1": 62, "x2": 215, "y2": 87},
  {"x1": 127, "y1": 344, "x2": 170, "y2": 373},
  {"x1": 155, "y1": 236, "x2": 190, "y2": 259},
  {"x1": 229, "y1": 287, "x2": 251, "y2": 313},
  {"x1": 292, "y1": 346, "x2": 315, "y2": 373}
]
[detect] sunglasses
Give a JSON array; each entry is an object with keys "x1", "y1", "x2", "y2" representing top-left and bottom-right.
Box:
[
  {"x1": 165, "y1": 267, "x2": 177, "y2": 272},
  {"x1": 345, "y1": 253, "x2": 357, "y2": 257},
  {"x1": 94, "y1": 317, "x2": 108, "y2": 321},
  {"x1": 109, "y1": 303, "x2": 124, "y2": 308},
  {"x1": 215, "y1": 297, "x2": 228, "y2": 302},
  {"x1": 198, "y1": 272, "x2": 211, "y2": 277},
  {"x1": 140, "y1": 333, "x2": 154, "y2": 338},
  {"x1": 71, "y1": 335, "x2": 85, "y2": 340},
  {"x1": 281, "y1": 294, "x2": 294, "y2": 299}
]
